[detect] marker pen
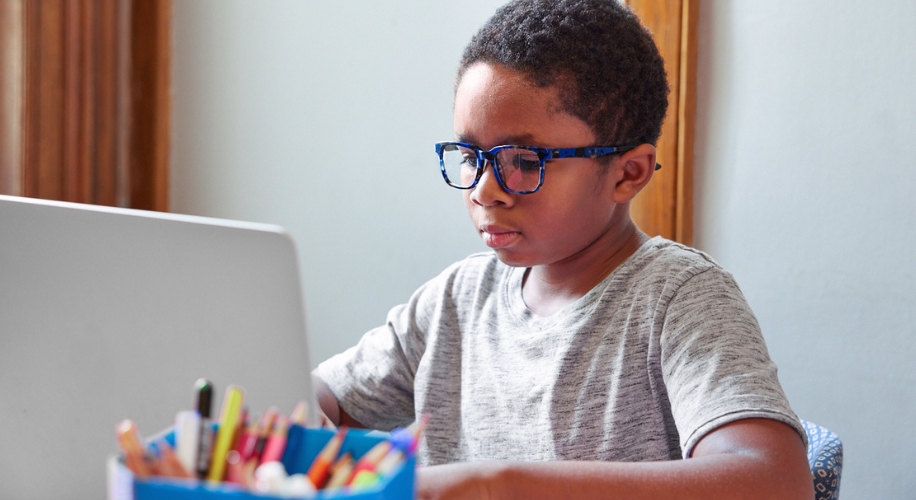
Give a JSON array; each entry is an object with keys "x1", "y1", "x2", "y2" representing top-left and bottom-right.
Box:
[
  {"x1": 194, "y1": 379, "x2": 214, "y2": 479},
  {"x1": 174, "y1": 410, "x2": 200, "y2": 475}
]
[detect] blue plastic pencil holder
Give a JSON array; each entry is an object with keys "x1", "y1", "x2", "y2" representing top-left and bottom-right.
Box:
[{"x1": 107, "y1": 427, "x2": 415, "y2": 500}]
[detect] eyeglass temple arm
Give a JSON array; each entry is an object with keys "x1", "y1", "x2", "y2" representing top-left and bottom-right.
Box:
[{"x1": 545, "y1": 146, "x2": 661, "y2": 170}]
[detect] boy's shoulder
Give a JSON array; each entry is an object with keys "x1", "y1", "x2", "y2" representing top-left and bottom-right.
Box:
[
  {"x1": 615, "y1": 237, "x2": 727, "y2": 288},
  {"x1": 636, "y1": 237, "x2": 720, "y2": 268}
]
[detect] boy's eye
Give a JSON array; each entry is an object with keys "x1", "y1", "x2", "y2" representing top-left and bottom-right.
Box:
[
  {"x1": 517, "y1": 157, "x2": 540, "y2": 171},
  {"x1": 454, "y1": 146, "x2": 478, "y2": 166},
  {"x1": 459, "y1": 154, "x2": 477, "y2": 169},
  {"x1": 506, "y1": 152, "x2": 541, "y2": 172}
]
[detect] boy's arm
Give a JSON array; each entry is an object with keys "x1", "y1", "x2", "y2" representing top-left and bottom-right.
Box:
[
  {"x1": 313, "y1": 375, "x2": 366, "y2": 428},
  {"x1": 416, "y1": 418, "x2": 813, "y2": 500}
]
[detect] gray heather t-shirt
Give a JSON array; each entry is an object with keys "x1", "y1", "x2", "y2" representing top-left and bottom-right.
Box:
[{"x1": 316, "y1": 237, "x2": 805, "y2": 465}]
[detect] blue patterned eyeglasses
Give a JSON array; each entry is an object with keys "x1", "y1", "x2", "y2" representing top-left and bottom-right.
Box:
[{"x1": 435, "y1": 141, "x2": 658, "y2": 195}]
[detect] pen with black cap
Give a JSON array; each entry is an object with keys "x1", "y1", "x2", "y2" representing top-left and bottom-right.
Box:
[{"x1": 195, "y1": 378, "x2": 214, "y2": 478}]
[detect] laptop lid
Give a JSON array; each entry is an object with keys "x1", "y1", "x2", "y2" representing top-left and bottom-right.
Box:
[{"x1": 0, "y1": 195, "x2": 317, "y2": 499}]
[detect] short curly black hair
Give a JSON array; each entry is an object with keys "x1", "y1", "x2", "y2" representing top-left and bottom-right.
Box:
[{"x1": 458, "y1": 0, "x2": 669, "y2": 146}]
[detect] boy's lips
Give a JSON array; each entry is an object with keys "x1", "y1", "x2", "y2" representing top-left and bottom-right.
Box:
[{"x1": 479, "y1": 225, "x2": 521, "y2": 249}]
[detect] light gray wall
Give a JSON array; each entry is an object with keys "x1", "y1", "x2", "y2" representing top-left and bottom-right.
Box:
[
  {"x1": 172, "y1": 1, "x2": 916, "y2": 498},
  {"x1": 171, "y1": 0, "x2": 498, "y2": 362},
  {"x1": 694, "y1": 2, "x2": 916, "y2": 498}
]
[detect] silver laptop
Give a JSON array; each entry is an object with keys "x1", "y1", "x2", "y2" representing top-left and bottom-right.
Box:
[{"x1": 0, "y1": 195, "x2": 317, "y2": 499}]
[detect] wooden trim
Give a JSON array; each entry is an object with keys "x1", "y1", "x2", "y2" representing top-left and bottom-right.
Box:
[
  {"x1": 625, "y1": 0, "x2": 698, "y2": 245},
  {"x1": 676, "y1": 0, "x2": 698, "y2": 246},
  {"x1": 630, "y1": 0, "x2": 681, "y2": 242},
  {"x1": 129, "y1": 0, "x2": 171, "y2": 212},
  {"x1": 0, "y1": 0, "x2": 24, "y2": 195},
  {"x1": 117, "y1": 0, "x2": 131, "y2": 206}
]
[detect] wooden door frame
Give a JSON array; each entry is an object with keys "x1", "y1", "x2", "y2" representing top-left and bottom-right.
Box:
[{"x1": 627, "y1": 0, "x2": 698, "y2": 245}]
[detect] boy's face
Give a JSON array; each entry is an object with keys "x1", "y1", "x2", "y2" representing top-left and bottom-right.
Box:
[{"x1": 454, "y1": 62, "x2": 630, "y2": 269}]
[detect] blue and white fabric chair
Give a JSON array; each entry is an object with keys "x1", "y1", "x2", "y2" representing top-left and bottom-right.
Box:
[{"x1": 801, "y1": 420, "x2": 843, "y2": 500}]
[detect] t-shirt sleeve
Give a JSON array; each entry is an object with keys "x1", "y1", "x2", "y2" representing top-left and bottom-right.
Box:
[
  {"x1": 660, "y1": 266, "x2": 807, "y2": 457},
  {"x1": 313, "y1": 274, "x2": 440, "y2": 431}
]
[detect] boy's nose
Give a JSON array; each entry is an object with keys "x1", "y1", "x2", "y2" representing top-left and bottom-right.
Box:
[{"x1": 469, "y1": 161, "x2": 514, "y2": 207}]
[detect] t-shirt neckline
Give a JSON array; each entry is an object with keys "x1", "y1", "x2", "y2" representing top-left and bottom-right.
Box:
[{"x1": 504, "y1": 236, "x2": 664, "y2": 325}]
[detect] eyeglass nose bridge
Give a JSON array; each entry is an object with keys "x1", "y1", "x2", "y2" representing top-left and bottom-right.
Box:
[
  {"x1": 472, "y1": 150, "x2": 511, "y2": 191},
  {"x1": 476, "y1": 149, "x2": 497, "y2": 168}
]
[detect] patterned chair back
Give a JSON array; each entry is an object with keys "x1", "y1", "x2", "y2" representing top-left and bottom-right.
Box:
[{"x1": 801, "y1": 420, "x2": 843, "y2": 500}]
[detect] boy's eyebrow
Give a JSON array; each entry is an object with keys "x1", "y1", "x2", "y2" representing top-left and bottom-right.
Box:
[{"x1": 455, "y1": 133, "x2": 539, "y2": 147}]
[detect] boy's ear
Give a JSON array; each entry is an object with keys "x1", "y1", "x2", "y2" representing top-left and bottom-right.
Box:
[{"x1": 612, "y1": 144, "x2": 657, "y2": 203}]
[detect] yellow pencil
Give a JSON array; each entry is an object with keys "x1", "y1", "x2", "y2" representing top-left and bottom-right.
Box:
[{"x1": 206, "y1": 385, "x2": 245, "y2": 482}]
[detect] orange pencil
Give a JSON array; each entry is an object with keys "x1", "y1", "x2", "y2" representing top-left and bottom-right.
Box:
[
  {"x1": 306, "y1": 428, "x2": 347, "y2": 488},
  {"x1": 115, "y1": 420, "x2": 153, "y2": 479}
]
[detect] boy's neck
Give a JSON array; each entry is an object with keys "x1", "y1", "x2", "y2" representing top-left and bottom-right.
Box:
[{"x1": 521, "y1": 220, "x2": 649, "y2": 317}]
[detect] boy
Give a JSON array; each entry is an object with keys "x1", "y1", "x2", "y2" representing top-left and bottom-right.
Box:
[{"x1": 315, "y1": 1, "x2": 813, "y2": 498}]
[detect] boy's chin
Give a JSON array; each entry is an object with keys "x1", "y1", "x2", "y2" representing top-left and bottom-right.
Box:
[{"x1": 491, "y1": 249, "x2": 537, "y2": 268}]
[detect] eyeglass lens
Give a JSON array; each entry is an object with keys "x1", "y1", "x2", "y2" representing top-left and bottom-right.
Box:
[{"x1": 440, "y1": 144, "x2": 542, "y2": 193}]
